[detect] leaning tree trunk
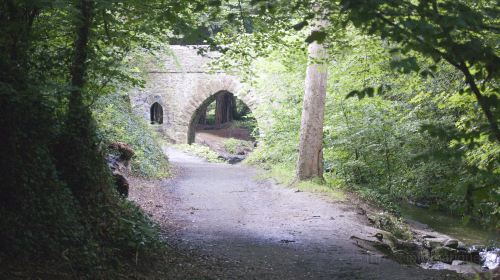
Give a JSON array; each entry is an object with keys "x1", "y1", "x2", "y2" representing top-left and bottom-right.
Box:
[
  {"x1": 215, "y1": 92, "x2": 235, "y2": 125},
  {"x1": 296, "y1": 24, "x2": 328, "y2": 181}
]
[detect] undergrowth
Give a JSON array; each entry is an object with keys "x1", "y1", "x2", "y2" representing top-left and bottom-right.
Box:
[
  {"x1": 93, "y1": 93, "x2": 169, "y2": 179},
  {"x1": 0, "y1": 90, "x2": 169, "y2": 279}
]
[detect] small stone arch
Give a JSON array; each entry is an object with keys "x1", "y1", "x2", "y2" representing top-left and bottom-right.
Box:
[{"x1": 150, "y1": 102, "x2": 163, "y2": 124}]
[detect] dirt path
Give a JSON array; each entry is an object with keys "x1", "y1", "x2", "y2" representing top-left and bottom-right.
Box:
[{"x1": 130, "y1": 147, "x2": 462, "y2": 279}]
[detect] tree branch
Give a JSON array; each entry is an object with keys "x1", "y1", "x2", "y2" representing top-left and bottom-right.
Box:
[{"x1": 458, "y1": 62, "x2": 500, "y2": 142}]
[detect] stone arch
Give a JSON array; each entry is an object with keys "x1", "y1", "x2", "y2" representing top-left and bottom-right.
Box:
[
  {"x1": 177, "y1": 76, "x2": 260, "y2": 144},
  {"x1": 150, "y1": 102, "x2": 163, "y2": 124}
]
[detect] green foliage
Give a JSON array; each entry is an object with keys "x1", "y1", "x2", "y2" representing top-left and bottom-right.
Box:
[
  {"x1": 238, "y1": 27, "x2": 499, "y2": 228},
  {"x1": 93, "y1": 93, "x2": 169, "y2": 179},
  {"x1": 339, "y1": 0, "x2": 500, "y2": 143},
  {"x1": 0, "y1": 0, "x2": 212, "y2": 277},
  {"x1": 204, "y1": 102, "x2": 217, "y2": 125},
  {"x1": 244, "y1": 50, "x2": 306, "y2": 167},
  {"x1": 1, "y1": 0, "x2": 498, "y2": 276},
  {"x1": 214, "y1": 0, "x2": 499, "y2": 227},
  {"x1": 0, "y1": 88, "x2": 91, "y2": 271}
]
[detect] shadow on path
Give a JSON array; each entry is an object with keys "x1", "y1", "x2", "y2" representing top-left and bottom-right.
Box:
[{"x1": 130, "y1": 147, "x2": 463, "y2": 279}]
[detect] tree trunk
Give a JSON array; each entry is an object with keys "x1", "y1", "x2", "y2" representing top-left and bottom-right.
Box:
[
  {"x1": 215, "y1": 92, "x2": 235, "y2": 125},
  {"x1": 458, "y1": 63, "x2": 500, "y2": 142},
  {"x1": 56, "y1": 0, "x2": 97, "y2": 203},
  {"x1": 464, "y1": 183, "x2": 474, "y2": 216},
  {"x1": 1, "y1": 2, "x2": 38, "y2": 89},
  {"x1": 198, "y1": 106, "x2": 207, "y2": 125},
  {"x1": 296, "y1": 27, "x2": 328, "y2": 181},
  {"x1": 69, "y1": 0, "x2": 92, "y2": 101}
]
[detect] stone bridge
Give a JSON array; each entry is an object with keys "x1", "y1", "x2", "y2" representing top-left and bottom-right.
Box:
[{"x1": 130, "y1": 45, "x2": 261, "y2": 144}]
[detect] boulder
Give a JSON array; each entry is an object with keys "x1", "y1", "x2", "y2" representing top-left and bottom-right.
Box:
[
  {"x1": 392, "y1": 249, "x2": 419, "y2": 265},
  {"x1": 351, "y1": 232, "x2": 425, "y2": 265},
  {"x1": 443, "y1": 239, "x2": 459, "y2": 249},
  {"x1": 431, "y1": 246, "x2": 453, "y2": 263},
  {"x1": 431, "y1": 246, "x2": 480, "y2": 264},
  {"x1": 421, "y1": 261, "x2": 452, "y2": 270},
  {"x1": 456, "y1": 242, "x2": 467, "y2": 251},
  {"x1": 423, "y1": 237, "x2": 447, "y2": 249},
  {"x1": 350, "y1": 234, "x2": 394, "y2": 257},
  {"x1": 394, "y1": 239, "x2": 427, "y2": 264}
]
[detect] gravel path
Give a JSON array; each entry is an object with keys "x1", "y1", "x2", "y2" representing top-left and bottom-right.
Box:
[{"x1": 130, "y1": 147, "x2": 462, "y2": 279}]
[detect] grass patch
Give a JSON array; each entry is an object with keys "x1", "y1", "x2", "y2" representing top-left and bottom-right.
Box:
[
  {"x1": 257, "y1": 163, "x2": 346, "y2": 201},
  {"x1": 297, "y1": 179, "x2": 346, "y2": 201},
  {"x1": 174, "y1": 143, "x2": 224, "y2": 163}
]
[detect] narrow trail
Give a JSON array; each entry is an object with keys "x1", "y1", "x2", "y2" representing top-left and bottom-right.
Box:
[{"x1": 131, "y1": 147, "x2": 462, "y2": 279}]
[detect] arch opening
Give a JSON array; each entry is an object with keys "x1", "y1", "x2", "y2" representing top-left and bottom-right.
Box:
[
  {"x1": 150, "y1": 102, "x2": 163, "y2": 124},
  {"x1": 187, "y1": 91, "x2": 258, "y2": 162}
]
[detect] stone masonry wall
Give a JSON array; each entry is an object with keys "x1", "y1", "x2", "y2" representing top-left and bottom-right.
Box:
[{"x1": 129, "y1": 45, "x2": 260, "y2": 144}]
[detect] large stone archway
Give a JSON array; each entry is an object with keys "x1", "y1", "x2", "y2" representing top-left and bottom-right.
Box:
[
  {"x1": 179, "y1": 76, "x2": 260, "y2": 144},
  {"x1": 129, "y1": 45, "x2": 261, "y2": 144}
]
